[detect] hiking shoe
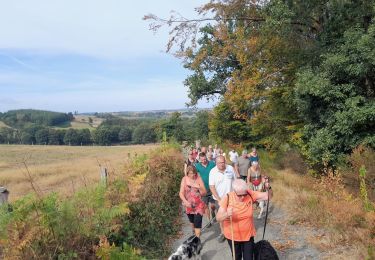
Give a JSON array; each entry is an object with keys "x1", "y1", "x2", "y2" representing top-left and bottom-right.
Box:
[{"x1": 217, "y1": 233, "x2": 226, "y2": 243}]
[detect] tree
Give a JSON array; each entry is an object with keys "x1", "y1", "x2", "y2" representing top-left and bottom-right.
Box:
[
  {"x1": 118, "y1": 127, "x2": 132, "y2": 143},
  {"x1": 160, "y1": 112, "x2": 185, "y2": 142},
  {"x1": 193, "y1": 110, "x2": 210, "y2": 141},
  {"x1": 146, "y1": 0, "x2": 375, "y2": 171},
  {"x1": 64, "y1": 129, "x2": 81, "y2": 145},
  {"x1": 35, "y1": 128, "x2": 49, "y2": 144},
  {"x1": 78, "y1": 129, "x2": 92, "y2": 145},
  {"x1": 294, "y1": 22, "x2": 375, "y2": 168},
  {"x1": 48, "y1": 129, "x2": 60, "y2": 145},
  {"x1": 93, "y1": 127, "x2": 112, "y2": 145},
  {"x1": 133, "y1": 123, "x2": 157, "y2": 144},
  {"x1": 209, "y1": 101, "x2": 252, "y2": 144}
]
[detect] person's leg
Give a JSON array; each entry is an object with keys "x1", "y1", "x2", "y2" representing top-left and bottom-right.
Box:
[
  {"x1": 213, "y1": 200, "x2": 225, "y2": 241},
  {"x1": 202, "y1": 195, "x2": 211, "y2": 222},
  {"x1": 187, "y1": 214, "x2": 195, "y2": 234},
  {"x1": 226, "y1": 239, "x2": 242, "y2": 260},
  {"x1": 193, "y1": 214, "x2": 203, "y2": 237},
  {"x1": 209, "y1": 196, "x2": 216, "y2": 222},
  {"x1": 242, "y1": 237, "x2": 255, "y2": 260},
  {"x1": 210, "y1": 201, "x2": 216, "y2": 221}
]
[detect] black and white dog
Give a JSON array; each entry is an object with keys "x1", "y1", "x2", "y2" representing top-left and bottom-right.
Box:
[{"x1": 168, "y1": 235, "x2": 202, "y2": 260}]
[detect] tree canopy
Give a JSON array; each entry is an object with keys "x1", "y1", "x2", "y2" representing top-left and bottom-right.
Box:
[{"x1": 145, "y1": 0, "x2": 375, "y2": 171}]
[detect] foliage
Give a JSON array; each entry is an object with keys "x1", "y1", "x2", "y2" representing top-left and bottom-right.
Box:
[
  {"x1": 111, "y1": 145, "x2": 183, "y2": 258},
  {"x1": 359, "y1": 166, "x2": 375, "y2": 212},
  {"x1": 158, "y1": 112, "x2": 185, "y2": 142},
  {"x1": 96, "y1": 238, "x2": 145, "y2": 260},
  {"x1": 0, "y1": 109, "x2": 73, "y2": 128},
  {"x1": 118, "y1": 127, "x2": 132, "y2": 143},
  {"x1": 209, "y1": 101, "x2": 253, "y2": 144},
  {"x1": 146, "y1": 0, "x2": 375, "y2": 173},
  {"x1": 132, "y1": 123, "x2": 157, "y2": 144},
  {"x1": 0, "y1": 145, "x2": 182, "y2": 258},
  {"x1": 0, "y1": 184, "x2": 131, "y2": 259}
]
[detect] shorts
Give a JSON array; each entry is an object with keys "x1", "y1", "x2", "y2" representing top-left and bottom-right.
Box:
[
  {"x1": 201, "y1": 193, "x2": 216, "y2": 205},
  {"x1": 239, "y1": 175, "x2": 247, "y2": 181},
  {"x1": 187, "y1": 213, "x2": 203, "y2": 228}
]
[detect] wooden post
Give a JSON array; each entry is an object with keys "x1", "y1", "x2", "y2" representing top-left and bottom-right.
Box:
[
  {"x1": 0, "y1": 187, "x2": 9, "y2": 205},
  {"x1": 100, "y1": 167, "x2": 108, "y2": 187}
]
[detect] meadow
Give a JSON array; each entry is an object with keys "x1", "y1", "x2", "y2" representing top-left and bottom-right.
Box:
[{"x1": 0, "y1": 144, "x2": 157, "y2": 201}]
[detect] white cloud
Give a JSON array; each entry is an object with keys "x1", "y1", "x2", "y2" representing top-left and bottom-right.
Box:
[
  {"x1": 0, "y1": 0, "x2": 218, "y2": 112},
  {"x1": 0, "y1": 0, "x2": 206, "y2": 59}
]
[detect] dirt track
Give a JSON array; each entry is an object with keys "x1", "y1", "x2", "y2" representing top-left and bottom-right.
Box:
[{"x1": 171, "y1": 203, "x2": 335, "y2": 260}]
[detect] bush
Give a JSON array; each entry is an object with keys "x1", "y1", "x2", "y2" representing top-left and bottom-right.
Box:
[
  {"x1": 112, "y1": 145, "x2": 183, "y2": 258},
  {"x1": 0, "y1": 145, "x2": 183, "y2": 259}
]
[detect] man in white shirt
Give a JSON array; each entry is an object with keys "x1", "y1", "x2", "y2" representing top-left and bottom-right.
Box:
[
  {"x1": 228, "y1": 149, "x2": 240, "y2": 176},
  {"x1": 209, "y1": 155, "x2": 240, "y2": 242},
  {"x1": 228, "y1": 149, "x2": 239, "y2": 165}
]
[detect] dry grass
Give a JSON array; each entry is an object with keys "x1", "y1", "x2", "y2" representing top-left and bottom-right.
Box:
[
  {"x1": 73, "y1": 115, "x2": 103, "y2": 128},
  {"x1": 0, "y1": 144, "x2": 158, "y2": 201},
  {"x1": 0, "y1": 121, "x2": 11, "y2": 128},
  {"x1": 269, "y1": 167, "x2": 375, "y2": 259}
]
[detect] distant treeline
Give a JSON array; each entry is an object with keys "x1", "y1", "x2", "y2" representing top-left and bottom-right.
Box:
[
  {"x1": 0, "y1": 110, "x2": 209, "y2": 146},
  {"x1": 0, "y1": 109, "x2": 73, "y2": 128},
  {"x1": 87, "y1": 110, "x2": 198, "y2": 119}
]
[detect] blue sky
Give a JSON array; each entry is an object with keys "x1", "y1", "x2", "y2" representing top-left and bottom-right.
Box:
[{"x1": 0, "y1": 0, "x2": 216, "y2": 113}]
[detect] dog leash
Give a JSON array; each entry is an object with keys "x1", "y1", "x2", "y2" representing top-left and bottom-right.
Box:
[{"x1": 183, "y1": 215, "x2": 217, "y2": 243}]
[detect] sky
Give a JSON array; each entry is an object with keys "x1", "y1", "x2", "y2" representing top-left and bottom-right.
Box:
[{"x1": 0, "y1": 0, "x2": 216, "y2": 113}]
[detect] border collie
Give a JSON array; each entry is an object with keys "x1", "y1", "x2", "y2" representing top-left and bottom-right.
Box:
[{"x1": 168, "y1": 235, "x2": 202, "y2": 260}]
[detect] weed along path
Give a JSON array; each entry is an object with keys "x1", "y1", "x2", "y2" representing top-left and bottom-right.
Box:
[{"x1": 171, "y1": 203, "x2": 336, "y2": 260}]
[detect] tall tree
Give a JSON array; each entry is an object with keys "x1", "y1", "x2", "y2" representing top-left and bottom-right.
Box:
[{"x1": 146, "y1": 0, "x2": 375, "y2": 170}]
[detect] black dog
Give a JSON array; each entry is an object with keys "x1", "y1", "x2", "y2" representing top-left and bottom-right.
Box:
[
  {"x1": 254, "y1": 240, "x2": 279, "y2": 260},
  {"x1": 168, "y1": 235, "x2": 202, "y2": 260}
]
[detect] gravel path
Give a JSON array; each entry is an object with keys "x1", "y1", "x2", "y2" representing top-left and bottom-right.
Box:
[{"x1": 171, "y1": 203, "x2": 330, "y2": 260}]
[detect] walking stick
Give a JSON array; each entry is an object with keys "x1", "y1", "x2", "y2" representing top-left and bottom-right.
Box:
[{"x1": 230, "y1": 215, "x2": 235, "y2": 260}]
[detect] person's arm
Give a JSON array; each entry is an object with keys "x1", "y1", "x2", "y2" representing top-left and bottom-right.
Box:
[
  {"x1": 198, "y1": 177, "x2": 207, "y2": 196},
  {"x1": 210, "y1": 185, "x2": 221, "y2": 201},
  {"x1": 247, "y1": 168, "x2": 251, "y2": 184},
  {"x1": 179, "y1": 177, "x2": 191, "y2": 207},
  {"x1": 216, "y1": 195, "x2": 233, "y2": 222},
  {"x1": 234, "y1": 164, "x2": 240, "y2": 178},
  {"x1": 183, "y1": 162, "x2": 188, "y2": 176},
  {"x1": 250, "y1": 183, "x2": 273, "y2": 201}
]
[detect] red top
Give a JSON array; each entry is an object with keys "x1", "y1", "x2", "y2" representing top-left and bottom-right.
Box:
[{"x1": 183, "y1": 176, "x2": 206, "y2": 215}]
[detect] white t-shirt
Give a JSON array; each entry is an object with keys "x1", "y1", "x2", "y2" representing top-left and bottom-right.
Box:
[
  {"x1": 209, "y1": 165, "x2": 236, "y2": 200},
  {"x1": 228, "y1": 150, "x2": 239, "y2": 163}
]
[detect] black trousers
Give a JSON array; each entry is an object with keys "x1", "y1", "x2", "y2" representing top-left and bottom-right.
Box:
[{"x1": 227, "y1": 236, "x2": 255, "y2": 260}]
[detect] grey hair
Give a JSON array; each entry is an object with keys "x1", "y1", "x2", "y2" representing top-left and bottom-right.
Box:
[
  {"x1": 215, "y1": 155, "x2": 225, "y2": 163},
  {"x1": 242, "y1": 149, "x2": 248, "y2": 155},
  {"x1": 232, "y1": 179, "x2": 248, "y2": 193}
]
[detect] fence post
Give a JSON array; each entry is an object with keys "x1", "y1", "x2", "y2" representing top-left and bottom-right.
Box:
[
  {"x1": 100, "y1": 167, "x2": 108, "y2": 187},
  {"x1": 0, "y1": 187, "x2": 9, "y2": 205}
]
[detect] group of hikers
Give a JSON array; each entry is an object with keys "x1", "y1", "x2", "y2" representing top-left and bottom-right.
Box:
[{"x1": 179, "y1": 144, "x2": 273, "y2": 260}]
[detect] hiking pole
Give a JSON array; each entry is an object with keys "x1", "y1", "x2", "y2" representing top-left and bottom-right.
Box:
[{"x1": 230, "y1": 215, "x2": 235, "y2": 260}]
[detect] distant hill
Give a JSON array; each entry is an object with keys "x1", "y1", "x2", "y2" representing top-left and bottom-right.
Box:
[
  {"x1": 0, "y1": 109, "x2": 74, "y2": 128},
  {"x1": 0, "y1": 108, "x2": 212, "y2": 131},
  {"x1": 81, "y1": 108, "x2": 212, "y2": 119}
]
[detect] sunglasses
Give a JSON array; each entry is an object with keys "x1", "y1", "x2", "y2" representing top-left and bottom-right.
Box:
[{"x1": 235, "y1": 192, "x2": 249, "y2": 198}]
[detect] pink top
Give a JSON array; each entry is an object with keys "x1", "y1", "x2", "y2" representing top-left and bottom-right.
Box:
[{"x1": 183, "y1": 176, "x2": 206, "y2": 215}]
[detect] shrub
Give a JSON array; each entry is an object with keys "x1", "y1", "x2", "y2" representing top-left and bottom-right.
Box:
[{"x1": 113, "y1": 145, "x2": 183, "y2": 258}]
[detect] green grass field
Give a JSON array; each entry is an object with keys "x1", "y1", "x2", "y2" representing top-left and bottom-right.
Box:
[{"x1": 0, "y1": 144, "x2": 158, "y2": 201}]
